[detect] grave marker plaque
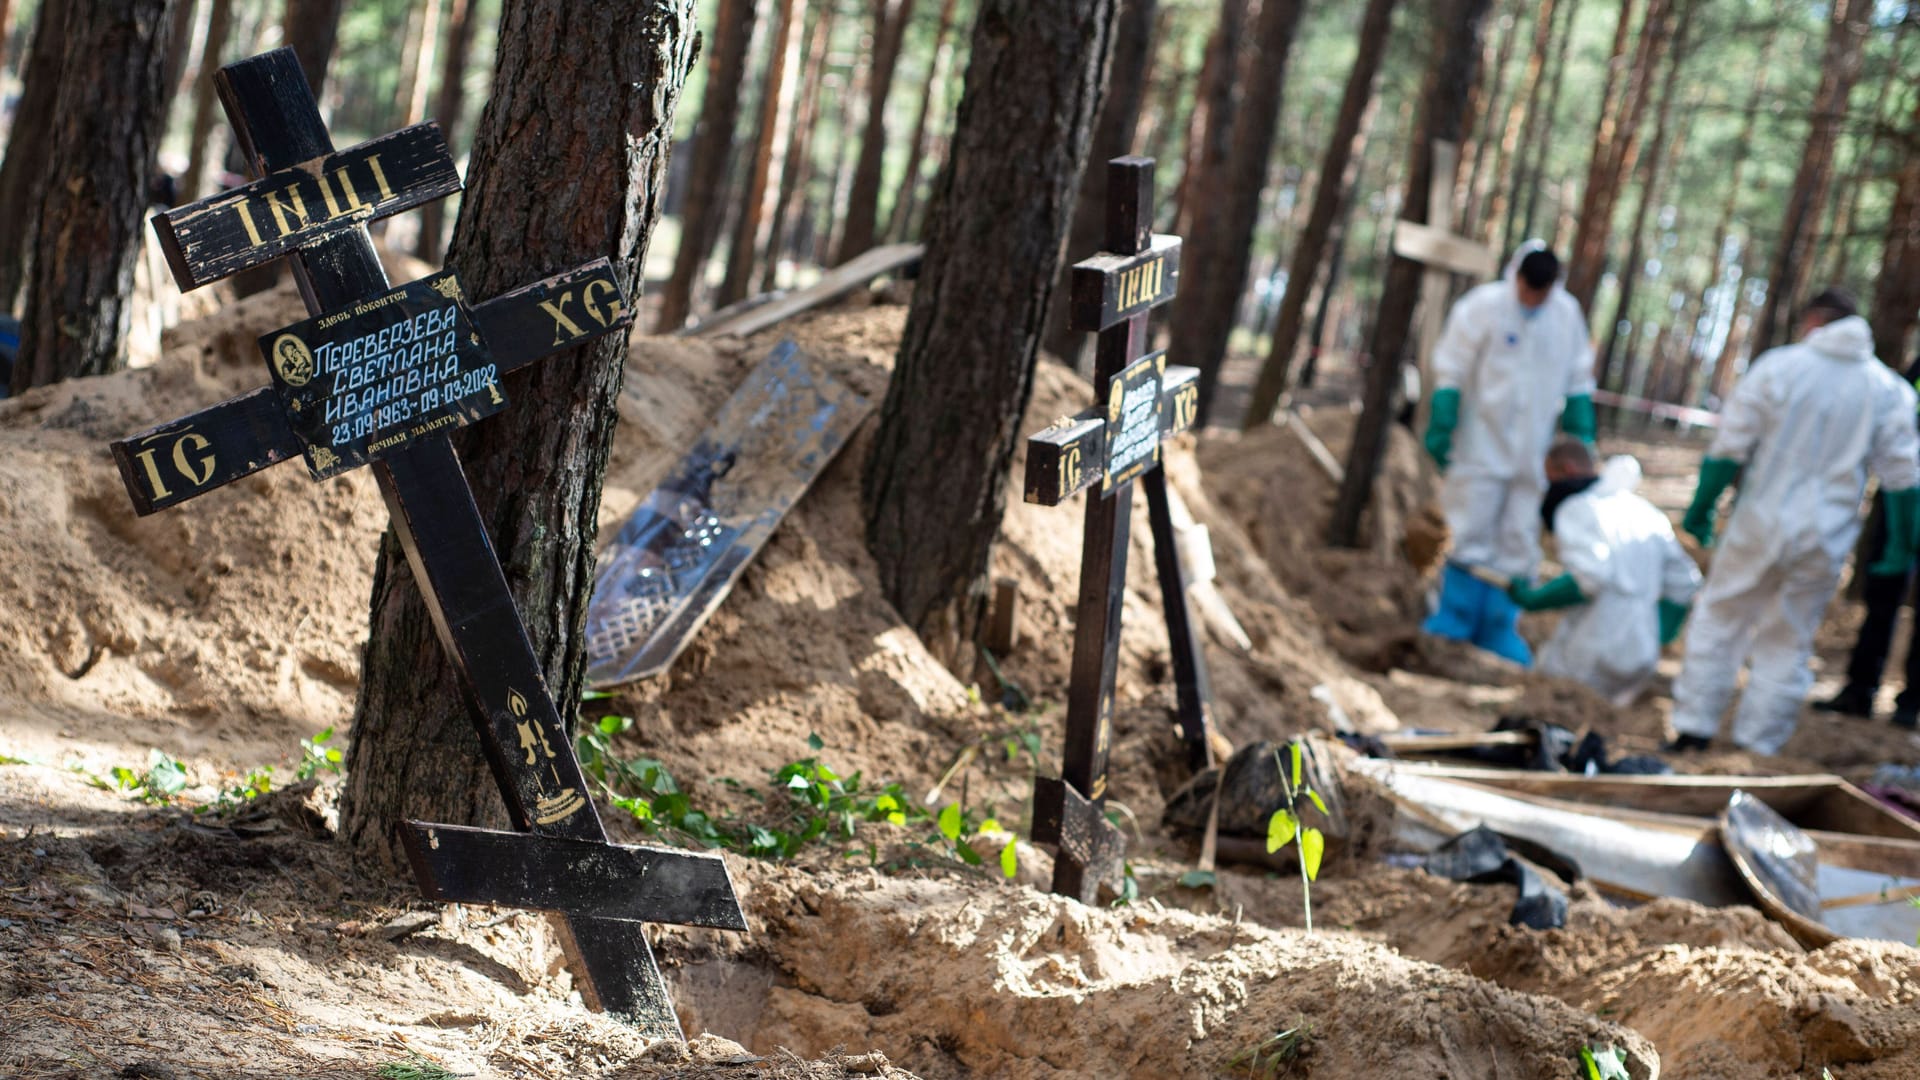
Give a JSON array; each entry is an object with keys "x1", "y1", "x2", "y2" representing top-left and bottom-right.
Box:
[
  {"x1": 112, "y1": 46, "x2": 740, "y2": 1040},
  {"x1": 260, "y1": 271, "x2": 504, "y2": 479},
  {"x1": 1022, "y1": 157, "x2": 1220, "y2": 902}
]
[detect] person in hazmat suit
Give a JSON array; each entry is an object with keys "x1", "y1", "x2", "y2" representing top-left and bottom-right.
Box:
[
  {"x1": 1506, "y1": 438, "x2": 1700, "y2": 704},
  {"x1": 1670, "y1": 289, "x2": 1920, "y2": 754},
  {"x1": 1421, "y1": 243, "x2": 1597, "y2": 664}
]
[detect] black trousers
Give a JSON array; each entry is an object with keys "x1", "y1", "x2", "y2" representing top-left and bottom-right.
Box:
[{"x1": 1844, "y1": 491, "x2": 1920, "y2": 709}]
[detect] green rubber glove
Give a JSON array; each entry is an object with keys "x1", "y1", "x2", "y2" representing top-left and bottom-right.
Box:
[
  {"x1": 1658, "y1": 598, "x2": 1690, "y2": 646},
  {"x1": 1868, "y1": 487, "x2": 1920, "y2": 577},
  {"x1": 1681, "y1": 457, "x2": 1741, "y2": 547},
  {"x1": 1561, "y1": 393, "x2": 1597, "y2": 444},
  {"x1": 1508, "y1": 573, "x2": 1587, "y2": 612},
  {"x1": 1425, "y1": 387, "x2": 1461, "y2": 471}
]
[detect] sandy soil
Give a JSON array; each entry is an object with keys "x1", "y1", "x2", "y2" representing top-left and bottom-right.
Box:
[{"x1": 4, "y1": 289, "x2": 1920, "y2": 1078}]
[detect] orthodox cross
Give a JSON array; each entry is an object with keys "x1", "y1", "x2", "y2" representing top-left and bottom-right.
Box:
[
  {"x1": 1022, "y1": 156, "x2": 1216, "y2": 902},
  {"x1": 113, "y1": 48, "x2": 743, "y2": 1039}
]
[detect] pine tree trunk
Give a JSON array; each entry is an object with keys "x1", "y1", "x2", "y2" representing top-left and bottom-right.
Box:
[
  {"x1": 391, "y1": 0, "x2": 441, "y2": 130},
  {"x1": 1329, "y1": 0, "x2": 1492, "y2": 548},
  {"x1": 1486, "y1": 0, "x2": 1554, "y2": 249},
  {"x1": 1564, "y1": 0, "x2": 1671, "y2": 314},
  {"x1": 0, "y1": 0, "x2": 66, "y2": 313},
  {"x1": 1459, "y1": 0, "x2": 1525, "y2": 234},
  {"x1": 162, "y1": 0, "x2": 199, "y2": 100},
  {"x1": 1686, "y1": 35, "x2": 1770, "y2": 370},
  {"x1": 655, "y1": 0, "x2": 759, "y2": 330},
  {"x1": 818, "y1": 39, "x2": 869, "y2": 262},
  {"x1": 835, "y1": 0, "x2": 918, "y2": 263},
  {"x1": 1516, "y1": 0, "x2": 1577, "y2": 244},
  {"x1": 12, "y1": 0, "x2": 176, "y2": 392},
  {"x1": 1244, "y1": 0, "x2": 1394, "y2": 423},
  {"x1": 885, "y1": 0, "x2": 962, "y2": 243},
  {"x1": 282, "y1": 0, "x2": 345, "y2": 102},
  {"x1": 1751, "y1": 0, "x2": 1871, "y2": 356},
  {"x1": 1170, "y1": 0, "x2": 1306, "y2": 426},
  {"x1": 415, "y1": 0, "x2": 480, "y2": 261},
  {"x1": 1870, "y1": 92, "x2": 1920, "y2": 368},
  {"x1": 338, "y1": 0, "x2": 700, "y2": 867},
  {"x1": 761, "y1": 1, "x2": 837, "y2": 291},
  {"x1": 719, "y1": 0, "x2": 801, "y2": 305},
  {"x1": 1045, "y1": 0, "x2": 1158, "y2": 371},
  {"x1": 179, "y1": 0, "x2": 235, "y2": 204},
  {"x1": 1596, "y1": 0, "x2": 1691, "y2": 393},
  {"x1": 1169, "y1": 0, "x2": 1247, "y2": 239},
  {"x1": 862, "y1": 0, "x2": 1119, "y2": 668}
]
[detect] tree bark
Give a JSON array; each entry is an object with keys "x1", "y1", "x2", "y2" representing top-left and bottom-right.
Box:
[
  {"x1": 655, "y1": 0, "x2": 760, "y2": 330},
  {"x1": 1169, "y1": 0, "x2": 1247, "y2": 239},
  {"x1": 1751, "y1": 0, "x2": 1871, "y2": 356},
  {"x1": 392, "y1": 0, "x2": 441, "y2": 130},
  {"x1": 1487, "y1": 0, "x2": 1554, "y2": 250},
  {"x1": 818, "y1": 34, "x2": 870, "y2": 262},
  {"x1": 282, "y1": 0, "x2": 345, "y2": 103},
  {"x1": 1870, "y1": 91, "x2": 1920, "y2": 368},
  {"x1": 719, "y1": 0, "x2": 801, "y2": 305},
  {"x1": 886, "y1": 0, "x2": 963, "y2": 243},
  {"x1": 1460, "y1": 0, "x2": 1526, "y2": 236},
  {"x1": 1244, "y1": 0, "x2": 1395, "y2": 423},
  {"x1": 339, "y1": 0, "x2": 700, "y2": 867},
  {"x1": 1045, "y1": 0, "x2": 1158, "y2": 371},
  {"x1": 1596, "y1": 0, "x2": 1692, "y2": 393},
  {"x1": 1517, "y1": 0, "x2": 1578, "y2": 245},
  {"x1": 13, "y1": 0, "x2": 176, "y2": 392},
  {"x1": 162, "y1": 0, "x2": 199, "y2": 101},
  {"x1": 179, "y1": 0, "x2": 235, "y2": 204},
  {"x1": 0, "y1": 0, "x2": 66, "y2": 313},
  {"x1": 835, "y1": 0, "x2": 918, "y2": 263},
  {"x1": 1685, "y1": 25, "x2": 1773, "y2": 371},
  {"x1": 762, "y1": 1, "x2": 838, "y2": 290},
  {"x1": 415, "y1": 0, "x2": 481, "y2": 262},
  {"x1": 862, "y1": 0, "x2": 1119, "y2": 668},
  {"x1": 1329, "y1": 0, "x2": 1492, "y2": 548},
  {"x1": 1170, "y1": 0, "x2": 1307, "y2": 426},
  {"x1": 1563, "y1": 0, "x2": 1671, "y2": 314}
]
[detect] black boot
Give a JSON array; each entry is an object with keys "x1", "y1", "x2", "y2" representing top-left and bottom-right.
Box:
[
  {"x1": 1894, "y1": 708, "x2": 1918, "y2": 731},
  {"x1": 1813, "y1": 685, "x2": 1876, "y2": 718},
  {"x1": 1665, "y1": 733, "x2": 1713, "y2": 753}
]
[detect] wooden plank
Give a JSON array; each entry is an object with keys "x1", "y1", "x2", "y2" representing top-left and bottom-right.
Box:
[
  {"x1": 1068, "y1": 233, "x2": 1181, "y2": 332},
  {"x1": 108, "y1": 260, "x2": 636, "y2": 515},
  {"x1": 153, "y1": 120, "x2": 461, "y2": 290},
  {"x1": 1142, "y1": 465, "x2": 1215, "y2": 772},
  {"x1": 1391, "y1": 219, "x2": 1498, "y2": 278},
  {"x1": 1023, "y1": 365, "x2": 1200, "y2": 506},
  {"x1": 396, "y1": 822, "x2": 747, "y2": 931},
  {"x1": 690, "y1": 243, "x2": 923, "y2": 338},
  {"x1": 1376, "y1": 730, "x2": 1536, "y2": 754}
]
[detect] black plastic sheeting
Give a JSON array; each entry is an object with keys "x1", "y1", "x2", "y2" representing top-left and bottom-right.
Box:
[{"x1": 1422, "y1": 825, "x2": 1571, "y2": 930}]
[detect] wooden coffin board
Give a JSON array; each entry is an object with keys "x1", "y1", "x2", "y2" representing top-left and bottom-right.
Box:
[
  {"x1": 686, "y1": 244, "x2": 923, "y2": 339},
  {"x1": 582, "y1": 341, "x2": 871, "y2": 687},
  {"x1": 1369, "y1": 761, "x2": 1920, "y2": 841}
]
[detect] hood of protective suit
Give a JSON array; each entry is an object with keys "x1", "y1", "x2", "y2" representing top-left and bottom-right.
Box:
[
  {"x1": 1595, "y1": 455, "x2": 1642, "y2": 496},
  {"x1": 1803, "y1": 315, "x2": 1875, "y2": 362}
]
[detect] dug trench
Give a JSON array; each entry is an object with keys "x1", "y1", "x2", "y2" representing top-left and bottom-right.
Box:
[{"x1": 2, "y1": 282, "x2": 1918, "y2": 1077}]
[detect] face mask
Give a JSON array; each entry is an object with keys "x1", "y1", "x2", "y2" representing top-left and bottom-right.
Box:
[
  {"x1": 1521, "y1": 303, "x2": 1544, "y2": 321},
  {"x1": 1540, "y1": 475, "x2": 1600, "y2": 533}
]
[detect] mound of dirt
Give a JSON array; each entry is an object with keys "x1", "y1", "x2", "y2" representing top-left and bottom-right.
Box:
[
  {"x1": 707, "y1": 862, "x2": 1658, "y2": 1079},
  {"x1": 1197, "y1": 408, "x2": 1444, "y2": 672}
]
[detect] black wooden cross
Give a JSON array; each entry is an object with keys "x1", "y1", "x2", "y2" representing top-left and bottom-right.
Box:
[
  {"x1": 1023, "y1": 156, "x2": 1218, "y2": 903},
  {"x1": 114, "y1": 48, "x2": 744, "y2": 1039}
]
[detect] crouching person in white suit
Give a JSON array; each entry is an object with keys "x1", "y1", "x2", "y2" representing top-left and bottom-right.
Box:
[{"x1": 1507, "y1": 439, "x2": 1701, "y2": 705}]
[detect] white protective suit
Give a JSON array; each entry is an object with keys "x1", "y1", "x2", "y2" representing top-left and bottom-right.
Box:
[
  {"x1": 1671, "y1": 315, "x2": 1920, "y2": 753},
  {"x1": 1537, "y1": 457, "x2": 1701, "y2": 705},
  {"x1": 1432, "y1": 253, "x2": 1597, "y2": 578}
]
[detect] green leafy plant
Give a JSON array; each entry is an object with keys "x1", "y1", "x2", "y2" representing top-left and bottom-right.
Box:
[
  {"x1": 296, "y1": 727, "x2": 343, "y2": 780},
  {"x1": 206, "y1": 765, "x2": 275, "y2": 812},
  {"x1": 1266, "y1": 740, "x2": 1328, "y2": 932},
  {"x1": 85, "y1": 749, "x2": 191, "y2": 804},
  {"x1": 1228, "y1": 1022, "x2": 1312, "y2": 1076},
  {"x1": 1579, "y1": 1043, "x2": 1630, "y2": 1080}
]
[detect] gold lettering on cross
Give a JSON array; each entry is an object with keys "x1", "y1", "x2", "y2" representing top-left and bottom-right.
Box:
[
  {"x1": 262, "y1": 185, "x2": 309, "y2": 238},
  {"x1": 538, "y1": 292, "x2": 587, "y2": 346}
]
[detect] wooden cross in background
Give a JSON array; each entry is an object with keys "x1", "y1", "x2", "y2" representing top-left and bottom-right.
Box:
[
  {"x1": 116, "y1": 48, "x2": 743, "y2": 1040},
  {"x1": 1391, "y1": 140, "x2": 1497, "y2": 379},
  {"x1": 1022, "y1": 156, "x2": 1217, "y2": 903}
]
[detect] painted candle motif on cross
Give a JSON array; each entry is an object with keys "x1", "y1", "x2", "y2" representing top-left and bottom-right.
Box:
[
  {"x1": 111, "y1": 48, "x2": 743, "y2": 1040},
  {"x1": 1022, "y1": 157, "x2": 1218, "y2": 903}
]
